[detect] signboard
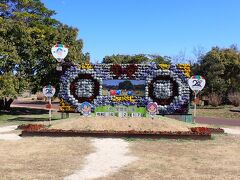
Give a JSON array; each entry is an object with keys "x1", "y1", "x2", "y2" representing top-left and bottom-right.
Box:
[
  {"x1": 51, "y1": 43, "x2": 68, "y2": 62},
  {"x1": 42, "y1": 85, "x2": 56, "y2": 125},
  {"x1": 188, "y1": 75, "x2": 206, "y2": 93},
  {"x1": 147, "y1": 102, "x2": 158, "y2": 115},
  {"x1": 188, "y1": 75, "x2": 206, "y2": 119},
  {"x1": 94, "y1": 105, "x2": 146, "y2": 117},
  {"x1": 43, "y1": 85, "x2": 56, "y2": 98},
  {"x1": 80, "y1": 102, "x2": 92, "y2": 116}
]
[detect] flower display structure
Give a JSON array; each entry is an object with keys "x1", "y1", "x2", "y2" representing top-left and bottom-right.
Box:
[{"x1": 58, "y1": 63, "x2": 190, "y2": 114}]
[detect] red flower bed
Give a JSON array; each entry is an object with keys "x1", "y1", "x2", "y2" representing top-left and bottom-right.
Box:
[
  {"x1": 18, "y1": 124, "x2": 46, "y2": 131},
  {"x1": 190, "y1": 127, "x2": 224, "y2": 134},
  {"x1": 190, "y1": 127, "x2": 211, "y2": 133},
  {"x1": 21, "y1": 129, "x2": 211, "y2": 140}
]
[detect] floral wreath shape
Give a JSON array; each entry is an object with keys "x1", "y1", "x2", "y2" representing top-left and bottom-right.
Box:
[{"x1": 110, "y1": 64, "x2": 138, "y2": 78}]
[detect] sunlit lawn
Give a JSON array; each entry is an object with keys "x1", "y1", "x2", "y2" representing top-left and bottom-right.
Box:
[{"x1": 191, "y1": 105, "x2": 240, "y2": 120}]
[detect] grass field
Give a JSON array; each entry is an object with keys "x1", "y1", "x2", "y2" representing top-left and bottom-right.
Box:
[
  {"x1": 0, "y1": 107, "x2": 64, "y2": 126},
  {"x1": 104, "y1": 134, "x2": 240, "y2": 180},
  {"x1": 1, "y1": 134, "x2": 240, "y2": 179},
  {"x1": 191, "y1": 106, "x2": 240, "y2": 120},
  {"x1": 0, "y1": 137, "x2": 92, "y2": 180}
]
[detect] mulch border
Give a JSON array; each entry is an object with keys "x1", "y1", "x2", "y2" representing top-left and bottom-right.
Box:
[
  {"x1": 19, "y1": 124, "x2": 226, "y2": 140},
  {"x1": 20, "y1": 128, "x2": 212, "y2": 140}
]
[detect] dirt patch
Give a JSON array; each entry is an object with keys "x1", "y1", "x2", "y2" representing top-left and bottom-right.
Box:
[
  {"x1": 0, "y1": 137, "x2": 92, "y2": 180},
  {"x1": 65, "y1": 138, "x2": 137, "y2": 180},
  {"x1": 103, "y1": 135, "x2": 240, "y2": 179},
  {"x1": 51, "y1": 116, "x2": 195, "y2": 132}
]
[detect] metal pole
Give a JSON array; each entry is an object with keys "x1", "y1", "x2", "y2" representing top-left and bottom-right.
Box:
[
  {"x1": 49, "y1": 97, "x2": 52, "y2": 125},
  {"x1": 193, "y1": 92, "x2": 197, "y2": 123}
]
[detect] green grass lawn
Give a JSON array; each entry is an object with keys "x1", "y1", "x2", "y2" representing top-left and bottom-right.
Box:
[
  {"x1": 1, "y1": 105, "x2": 239, "y2": 127},
  {"x1": 0, "y1": 107, "x2": 62, "y2": 126}
]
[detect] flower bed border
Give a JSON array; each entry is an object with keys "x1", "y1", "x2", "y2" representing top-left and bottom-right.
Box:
[
  {"x1": 21, "y1": 128, "x2": 211, "y2": 140},
  {"x1": 190, "y1": 127, "x2": 224, "y2": 134}
]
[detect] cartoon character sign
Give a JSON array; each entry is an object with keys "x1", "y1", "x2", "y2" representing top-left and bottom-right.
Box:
[
  {"x1": 42, "y1": 85, "x2": 56, "y2": 98},
  {"x1": 147, "y1": 102, "x2": 158, "y2": 115},
  {"x1": 188, "y1": 75, "x2": 206, "y2": 94},
  {"x1": 51, "y1": 43, "x2": 68, "y2": 62},
  {"x1": 80, "y1": 102, "x2": 92, "y2": 116}
]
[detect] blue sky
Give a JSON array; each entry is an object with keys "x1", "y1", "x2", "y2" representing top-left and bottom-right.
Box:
[{"x1": 42, "y1": 0, "x2": 240, "y2": 63}]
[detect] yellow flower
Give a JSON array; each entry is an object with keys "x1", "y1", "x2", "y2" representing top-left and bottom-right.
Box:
[
  {"x1": 176, "y1": 64, "x2": 191, "y2": 78},
  {"x1": 158, "y1": 64, "x2": 170, "y2": 70},
  {"x1": 79, "y1": 63, "x2": 93, "y2": 70}
]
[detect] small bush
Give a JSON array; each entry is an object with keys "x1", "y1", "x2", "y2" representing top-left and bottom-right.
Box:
[
  {"x1": 209, "y1": 93, "x2": 222, "y2": 107},
  {"x1": 228, "y1": 92, "x2": 240, "y2": 107}
]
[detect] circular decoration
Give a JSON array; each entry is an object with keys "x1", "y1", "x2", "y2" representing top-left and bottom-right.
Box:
[
  {"x1": 116, "y1": 90, "x2": 121, "y2": 95},
  {"x1": 148, "y1": 75, "x2": 179, "y2": 105},
  {"x1": 70, "y1": 74, "x2": 100, "y2": 103},
  {"x1": 80, "y1": 102, "x2": 92, "y2": 116},
  {"x1": 110, "y1": 90, "x2": 116, "y2": 96},
  {"x1": 127, "y1": 91, "x2": 132, "y2": 96},
  {"x1": 43, "y1": 85, "x2": 56, "y2": 98},
  {"x1": 147, "y1": 102, "x2": 158, "y2": 115},
  {"x1": 188, "y1": 75, "x2": 206, "y2": 93}
]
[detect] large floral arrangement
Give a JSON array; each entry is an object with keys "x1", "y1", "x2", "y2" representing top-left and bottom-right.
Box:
[{"x1": 58, "y1": 63, "x2": 190, "y2": 114}]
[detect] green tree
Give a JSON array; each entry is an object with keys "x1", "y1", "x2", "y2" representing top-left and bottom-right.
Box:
[
  {"x1": 102, "y1": 54, "x2": 171, "y2": 64},
  {"x1": 192, "y1": 46, "x2": 240, "y2": 103},
  {"x1": 0, "y1": 0, "x2": 87, "y2": 110},
  {"x1": 119, "y1": 80, "x2": 134, "y2": 90}
]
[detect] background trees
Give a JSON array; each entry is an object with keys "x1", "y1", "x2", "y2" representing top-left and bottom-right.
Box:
[
  {"x1": 0, "y1": 0, "x2": 87, "y2": 110},
  {"x1": 191, "y1": 45, "x2": 240, "y2": 105},
  {"x1": 102, "y1": 54, "x2": 171, "y2": 64}
]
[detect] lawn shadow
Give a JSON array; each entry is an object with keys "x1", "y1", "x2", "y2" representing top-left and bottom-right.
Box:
[
  {"x1": 1, "y1": 107, "x2": 48, "y2": 115},
  {"x1": 14, "y1": 101, "x2": 59, "y2": 105},
  {"x1": 8, "y1": 117, "x2": 48, "y2": 122},
  {"x1": 8, "y1": 116, "x2": 60, "y2": 122}
]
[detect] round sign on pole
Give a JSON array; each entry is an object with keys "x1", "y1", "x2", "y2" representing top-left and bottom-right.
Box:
[
  {"x1": 51, "y1": 43, "x2": 68, "y2": 62},
  {"x1": 43, "y1": 85, "x2": 56, "y2": 98},
  {"x1": 188, "y1": 75, "x2": 205, "y2": 119},
  {"x1": 42, "y1": 85, "x2": 56, "y2": 125},
  {"x1": 80, "y1": 102, "x2": 92, "y2": 116},
  {"x1": 147, "y1": 102, "x2": 158, "y2": 115},
  {"x1": 188, "y1": 75, "x2": 206, "y2": 94}
]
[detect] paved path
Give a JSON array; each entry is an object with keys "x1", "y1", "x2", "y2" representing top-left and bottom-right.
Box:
[
  {"x1": 12, "y1": 99, "x2": 59, "y2": 110},
  {"x1": 0, "y1": 125, "x2": 22, "y2": 140},
  {"x1": 195, "y1": 117, "x2": 240, "y2": 126},
  {"x1": 64, "y1": 138, "x2": 137, "y2": 180}
]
